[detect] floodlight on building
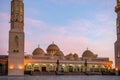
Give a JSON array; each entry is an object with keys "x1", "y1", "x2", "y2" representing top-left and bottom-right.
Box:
[
  {"x1": 18, "y1": 65, "x2": 23, "y2": 70},
  {"x1": 9, "y1": 65, "x2": 14, "y2": 69}
]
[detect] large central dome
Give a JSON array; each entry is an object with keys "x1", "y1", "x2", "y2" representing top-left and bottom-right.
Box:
[
  {"x1": 32, "y1": 47, "x2": 45, "y2": 56},
  {"x1": 82, "y1": 49, "x2": 94, "y2": 58},
  {"x1": 46, "y1": 42, "x2": 60, "y2": 56}
]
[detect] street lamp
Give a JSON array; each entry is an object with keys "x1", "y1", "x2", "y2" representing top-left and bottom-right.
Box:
[
  {"x1": 84, "y1": 59, "x2": 87, "y2": 73},
  {"x1": 56, "y1": 59, "x2": 59, "y2": 75}
]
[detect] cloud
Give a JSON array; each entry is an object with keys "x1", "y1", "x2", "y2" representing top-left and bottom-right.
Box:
[
  {"x1": 25, "y1": 40, "x2": 35, "y2": 55},
  {"x1": 0, "y1": 48, "x2": 8, "y2": 55},
  {"x1": 0, "y1": 11, "x2": 115, "y2": 62},
  {"x1": 0, "y1": 13, "x2": 10, "y2": 21},
  {"x1": 25, "y1": 18, "x2": 47, "y2": 29},
  {"x1": 24, "y1": 10, "x2": 115, "y2": 64}
]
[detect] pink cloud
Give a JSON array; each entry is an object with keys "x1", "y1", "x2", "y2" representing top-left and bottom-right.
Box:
[
  {"x1": 0, "y1": 13, "x2": 10, "y2": 21},
  {"x1": 0, "y1": 11, "x2": 116, "y2": 67},
  {"x1": 39, "y1": 35, "x2": 89, "y2": 55},
  {"x1": 0, "y1": 48, "x2": 8, "y2": 55},
  {"x1": 25, "y1": 18, "x2": 47, "y2": 29},
  {"x1": 25, "y1": 40, "x2": 35, "y2": 55}
]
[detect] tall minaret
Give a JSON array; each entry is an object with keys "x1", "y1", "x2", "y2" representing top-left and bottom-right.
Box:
[
  {"x1": 115, "y1": 0, "x2": 120, "y2": 71},
  {"x1": 8, "y1": 0, "x2": 24, "y2": 75}
]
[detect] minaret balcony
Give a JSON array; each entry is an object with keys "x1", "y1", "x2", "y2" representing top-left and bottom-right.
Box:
[{"x1": 115, "y1": 5, "x2": 120, "y2": 12}]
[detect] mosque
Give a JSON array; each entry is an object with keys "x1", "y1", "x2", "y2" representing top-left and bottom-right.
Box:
[
  {"x1": 24, "y1": 43, "x2": 112, "y2": 74},
  {"x1": 0, "y1": 0, "x2": 120, "y2": 75}
]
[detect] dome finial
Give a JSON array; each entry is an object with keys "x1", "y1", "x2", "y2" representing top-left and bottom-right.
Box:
[
  {"x1": 52, "y1": 41, "x2": 54, "y2": 44},
  {"x1": 38, "y1": 44, "x2": 40, "y2": 48},
  {"x1": 87, "y1": 47, "x2": 88, "y2": 50}
]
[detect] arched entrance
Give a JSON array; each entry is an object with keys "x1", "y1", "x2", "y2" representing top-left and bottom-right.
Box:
[
  {"x1": 69, "y1": 64, "x2": 75, "y2": 72},
  {"x1": 78, "y1": 65, "x2": 82, "y2": 72},
  {"x1": 61, "y1": 64, "x2": 66, "y2": 72},
  {"x1": 26, "y1": 63, "x2": 32, "y2": 70},
  {"x1": 41, "y1": 64, "x2": 47, "y2": 72},
  {"x1": 34, "y1": 64, "x2": 39, "y2": 72},
  {"x1": 0, "y1": 63, "x2": 2, "y2": 74},
  {"x1": 49, "y1": 64, "x2": 54, "y2": 72},
  {"x1": 89, "y1": 64, "x2": 93, "y2": 72},
  {"x1": 100, "y1": 65, "x2": 106, "y2": 72},
  {"x1": 94, "y1": 65, "x2": 99, "y2": 72}
]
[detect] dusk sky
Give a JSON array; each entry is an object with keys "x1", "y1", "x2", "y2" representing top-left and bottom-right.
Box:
[{"x1": 0, "y1": 0, "x2": 116, "y2": 67}]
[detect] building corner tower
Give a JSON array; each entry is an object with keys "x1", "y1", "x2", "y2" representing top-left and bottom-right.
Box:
[
  {"x1": 115, "y1": 0, "x2": 120, "y2": 71},
  {"x1": 8, "y1": 0, "x2": 24, "y2": 75}
]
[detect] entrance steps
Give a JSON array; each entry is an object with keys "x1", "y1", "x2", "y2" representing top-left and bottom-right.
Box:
[{"x1": 32, "y1": 71, "x2": 56, "y2": 75}]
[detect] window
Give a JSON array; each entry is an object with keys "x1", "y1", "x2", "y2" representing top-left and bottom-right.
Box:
[
  {"x1": 118, "y1": 51, "x2": 120, "y2": 58},
  {"x1": 13, "y1": 36, "x2": 19, "y2": 52},
  {"x1": 27, "y1": 63, "x2": 32, "y2": 69}
]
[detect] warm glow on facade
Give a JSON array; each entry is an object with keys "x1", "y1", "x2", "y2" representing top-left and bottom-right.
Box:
[
  {"x1": 18, "y1": 65, "x2": 23, "y2": 70},
  {"x1": 9, "y1": 65, "x2": 14, "y2": 69},
  {"x1": 115, "y1": 67, "x2": 118, "y2": 71}
]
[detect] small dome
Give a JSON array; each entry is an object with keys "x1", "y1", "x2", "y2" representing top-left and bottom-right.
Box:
[
  {"x1": 66, "y1": 53, "x2": 74, "y2": 60},
  {"x1": 54, "y1": 50, "x2": 64, "y2": 57},
  {"x1": 32, "y1": 47, "x2": 45, "y2": 56},
  {"x1": 82, "y1": 50, "x2": 94, "y2": 58},
  {"x1": 73, "y1": 53, "x2": 79, "y2": 60}
]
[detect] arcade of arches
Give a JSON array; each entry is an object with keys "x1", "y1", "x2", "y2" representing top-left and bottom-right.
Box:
[
  {"x1": 24, "y1": 43, "x2": 112, "y2": 73},
  {"x1": 25, "y1": 63, "x2": 111, "y2": 73},
  {"x1": 0, "y1": 56, "x2": 8, "y2": 75},
  {"x1": 0, "y1": 43, "x2": 113, "y2": 75}
]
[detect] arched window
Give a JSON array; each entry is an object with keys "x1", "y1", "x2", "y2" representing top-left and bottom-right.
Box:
[
  {"x1": 26, "y1": 63, "x2": 32, "y2": 69},
  {"x1": 13, "y1": 36, "x2": 19, "y2": 52},
  {"x1": 100, "y1": 65, "x2": 105, "y2": 72},
  {"x1": 34, "y1": 64, "x2": 39, "y2": 71},
  {"x1": 89, "y1": 64, "x2": 93, "y2": 72},
  {"x1": 0, "y1": 63, "x2": 2, "y2": 73},
  {"x1": 78, "y1": 64, "x2": 82, "y2": 72},
  {"x1": 61, "y1": 64, "x2": 66, "y2": 72},
  {"x1": 117, "y1": 46, "x2": 120, "y2": 58},
  {"x1": 49, "y1": 64, "x2": 54, "y2": 71},
  {"x1": 118, "y1": 51, "x2": 120, "y2": 58},
  {"x1": 94, "y1": 65, "x2": 99, "y2": 72}
]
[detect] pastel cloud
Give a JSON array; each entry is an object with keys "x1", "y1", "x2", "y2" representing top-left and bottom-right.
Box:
[{"x1": 24, "y1": 11, "x2": 115, "y2": 62}]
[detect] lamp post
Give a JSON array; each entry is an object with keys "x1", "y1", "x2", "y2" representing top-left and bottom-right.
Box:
[
  {"x1": 56, "y1": 59, "x2": 59, "y2": 75},
  {"x1": 115, "y1": 67, "x2": 119, "y2": 76},
  {"x1": 84, "y1": 59, "x2": 87, "y2": 74}
]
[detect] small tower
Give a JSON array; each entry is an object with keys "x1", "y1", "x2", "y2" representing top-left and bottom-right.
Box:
[
  {"x1": 8, "y1": 0, "x2": 24, "y2": 75},
  {"x1": 115, "y1": 0, "x2": 120, "y2": 71}
]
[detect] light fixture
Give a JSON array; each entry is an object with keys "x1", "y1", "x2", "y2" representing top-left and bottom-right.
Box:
[
  {"x1": 9, "y1": 65, "x2": 14, "y2": 69},
  {"x1": 18, "y1": 65, "x2": 23, "y2": 70}
]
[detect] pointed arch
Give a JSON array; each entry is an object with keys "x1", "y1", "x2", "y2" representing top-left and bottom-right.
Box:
[
  {"x1": 13, "y1": 36, "x2": 19, "y2": 52},
  {"x1": 0, "y1": 63, "x2": 3, "y2": 74},
  {"x1": 117, "y1": 45, "x2": 120, "y2": 58}
]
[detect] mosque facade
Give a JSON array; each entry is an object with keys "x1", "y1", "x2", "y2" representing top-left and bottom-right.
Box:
[
  {"x1": 1, "y1": 0, "x2": 120, "y2": 75},
  {"x1": 24, "y1": 43, "x2": 112, "y2": 74}
]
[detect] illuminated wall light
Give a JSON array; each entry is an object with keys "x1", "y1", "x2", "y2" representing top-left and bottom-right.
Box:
[
  {"x1": 18, "y1": 65, "x2": 23, "y2": 70},
  {"x1": 115, "y1": 67, "x2": 118, "y2": 71},
  {"x1": 9, "y1": 65, "x2": 14, "y2": 69}
]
